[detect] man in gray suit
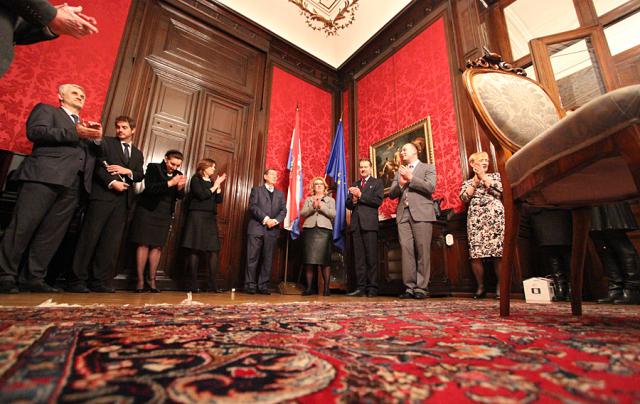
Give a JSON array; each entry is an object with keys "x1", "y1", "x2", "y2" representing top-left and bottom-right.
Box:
[
  {"x1": 244, "y1": 168, "x2": 287, "y2": 295},
  {"x1": 389, "y1": 143, "x2": 437, "y2": 299}
]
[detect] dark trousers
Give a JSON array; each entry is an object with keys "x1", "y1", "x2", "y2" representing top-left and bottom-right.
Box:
[
  {"x1": 69, "y1": 198, "x2": 127, "y2": 287},
  {"x1": 244, "y1": 234, "x2": 277, "y2": 291},
  {"x1": 0, "y1": 179, "x2": 79, "y2": 284},
  {"x1": 351, "y1": 228, "x2": 378, "y2": 292}
]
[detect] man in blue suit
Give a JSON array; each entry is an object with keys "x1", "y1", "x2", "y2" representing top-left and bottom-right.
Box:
[{"x1": 244, "y1": 168, "x2": 287, "y2": 295}]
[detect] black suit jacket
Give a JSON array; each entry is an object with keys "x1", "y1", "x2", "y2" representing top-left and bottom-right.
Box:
[
  {"x1": 346, "y1": 177, "x2": 384, "y2": 232},
  {"x1": 14, "y1": 103, "x2": 101, "y2": 193},
  {"x1": 137, "y1": 162, "x2": 184, "y2": 215},
  {"x1": 90, "y1": 136, "x2": 144, "y2": 208},
  {"x1": 186, "y1": 175, "x2": 223, "y2": 214},
  {"x1": 0, "y1": 0, "x2": 58, "y2": 76},
  {"x1": 247, "y1": 185, "x2": 286, "y2": 237}
]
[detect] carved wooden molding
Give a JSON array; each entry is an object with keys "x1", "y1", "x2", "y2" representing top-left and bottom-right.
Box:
[{"x1": 465, "y1": 48, "x2": 527, "y2": 76}]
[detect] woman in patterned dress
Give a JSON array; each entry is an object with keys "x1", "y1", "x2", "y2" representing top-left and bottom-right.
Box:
[{"x1": 460, "y1": 151, "x2": 504, "y2": 299}]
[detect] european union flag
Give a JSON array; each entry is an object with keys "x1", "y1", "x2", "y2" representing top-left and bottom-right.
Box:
[{"x1": 325, "y1": 120, "x2": 348, "y2": 251}]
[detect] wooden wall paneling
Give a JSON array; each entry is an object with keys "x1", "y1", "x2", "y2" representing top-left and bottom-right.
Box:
[
  {"x1": 106, "y1": 0, "x2": 267, "y2": 290},
  {"x1": 450, "y1": 0, "x2": 484, "y2": 69},
  {"x1": 614, "y1": 46, "x2": 640, "y2": 86}
]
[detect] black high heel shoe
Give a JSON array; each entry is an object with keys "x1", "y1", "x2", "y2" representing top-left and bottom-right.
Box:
[
  {"x1": 473, "y1": 289, "x2": 486, "y2": 299},
  {"x1": 301, "y1": 289, "x2": 314, "y2": 296}
]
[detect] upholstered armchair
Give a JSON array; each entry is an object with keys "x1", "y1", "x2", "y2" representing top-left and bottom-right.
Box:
[{"x1": 462, "y1": 51, "x2": 640, "y2": 316}]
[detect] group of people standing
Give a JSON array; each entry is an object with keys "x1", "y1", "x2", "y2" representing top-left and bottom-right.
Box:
[
  {"x1": 0, "y1": 83, "x2": 227, "y2": 294},
  {"x1": 0, "y1": 83, "x2": 636, "y2": 303}
]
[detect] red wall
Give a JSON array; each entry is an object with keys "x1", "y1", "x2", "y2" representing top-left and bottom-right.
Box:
[
  {"x1": 0, "y1": 1, "x2": 132, "y2": 154},
  {"x1": 265, "y1": 66, "x2": 333, "y2": 194},
  {"x1": 342, "y1": 89, "x2": 350, "y2": 174},
  {"x1": 356, "y1": 18, "x2": 463, "y2": 216}
]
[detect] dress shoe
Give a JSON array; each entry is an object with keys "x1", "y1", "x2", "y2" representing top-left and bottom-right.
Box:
[
  {"x1": 414, "y1": 291, "x2": 429, "y2": 299},
  {"x1": 398, "y1": 291, "x2": 415, "y2": 299},
  {"x1": 206, "y1": 288, "x2": 222, "y2": 293},
  {"x1": 134, "y1": 288, "x2": 145, "y2": 293},
  {"x1": 22, "y1": 282, "x2": 61, "y2": 293},
  {"x1": 301, "y1": 289, "x2": 314, "y2": 296},
  {"x1": 0, "y1": 280, "x2": 19, "y2": 294},
  {"x1": 90, "y1": 285, "x2": 115, "y2": 293},
  {"x1": 472, "y1": 289, "x2": 486, "y2": 299},
  {"x1": 613, "y1": 289, "x2": 640, "y2": 305},
  {"x1": 149, "y1": 288, "x2": 161, "y2": 293},
  {"x1": 347, "y1": 289, "x2": 366, "y2": 297},
  {"x1": 245, "y1": 289, "x2": 256, "y2": 295},
  {"x1": 66, "y1": 284, "x2": 90, "y2": 293},
  {"x1": 257, "y1": 289, "x2": 271, "y2": 295},
  {"x1": 366, "y1": 290, "x2": 378, "y2": 298},
  {"x1": 597, "y1": 291, "x2": 623, "y2": 304}
]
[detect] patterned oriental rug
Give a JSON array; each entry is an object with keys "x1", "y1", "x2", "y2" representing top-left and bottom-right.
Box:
[{"x1": 1, "y1": 300, "x2": 639, "y2": 403}]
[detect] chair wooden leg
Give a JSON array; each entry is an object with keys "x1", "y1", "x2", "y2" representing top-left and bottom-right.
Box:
[
  {"x1": 570, "y1": 208, "x2": 591, "y2": 316},
  {"x1": 499, "y1": 201, "x2": 520, "y2": 317}
]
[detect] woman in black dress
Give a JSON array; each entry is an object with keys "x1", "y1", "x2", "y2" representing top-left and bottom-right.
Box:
[
  {"x1": 130, "y1": 150, "x2": 186, "y2": 292},
  {"x1": 300, "y1": 177, "x2": 336, "y2": 296},
  {"x1": 181, "y1": 158, "x2": 227, "y2": 293}
]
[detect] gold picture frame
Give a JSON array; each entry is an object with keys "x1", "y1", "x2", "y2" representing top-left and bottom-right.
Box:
[{"x1": 369, "y1": 117, "x2": 434, "y2": 193}]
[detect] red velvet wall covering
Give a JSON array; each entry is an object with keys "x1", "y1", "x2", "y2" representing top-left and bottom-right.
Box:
[
  {"x1": 265, "y1": 67, "x2": 333, "y2": 194},
  {"x1": 342, "y1": 89, "x2": 350, "y2": 175},
  {"x1": 0, "y1": 1, "x2": 132, "y2": 154},
  {"x1": 356, "y1": 18, "x2": 463, "y2": 217}
]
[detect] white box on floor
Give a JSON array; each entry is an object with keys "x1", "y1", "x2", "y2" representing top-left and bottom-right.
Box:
[{"x1": 523, "y1": 277, "x2": 555, "y2": 304}]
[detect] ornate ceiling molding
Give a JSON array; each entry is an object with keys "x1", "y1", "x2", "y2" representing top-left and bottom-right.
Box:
[{"x1": 289, "y1": 0, "x2": 360, "y2": 36}]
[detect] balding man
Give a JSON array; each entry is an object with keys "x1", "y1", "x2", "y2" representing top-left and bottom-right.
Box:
[
  {"x1": 389, "y1": 143, "x2": 437, "y2": 299},
  {"x1": 0, "y1": 83, "x2": 102, "y2": 293}
]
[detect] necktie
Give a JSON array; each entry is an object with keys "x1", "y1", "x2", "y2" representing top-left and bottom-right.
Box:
[
  {"x1": 71, "y1": 114, "x2": 79, "y2": 125},
  {"x1": 123, "y1": 143, "x2": 130, "y2": 162},
  {"x1": 361, "y1": 178, "x2": 366, "y2": 188}
]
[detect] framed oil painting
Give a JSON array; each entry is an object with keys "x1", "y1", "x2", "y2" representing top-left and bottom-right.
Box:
[{"x1": 369, "y1": 117, "x2": 434, "y2": 193}]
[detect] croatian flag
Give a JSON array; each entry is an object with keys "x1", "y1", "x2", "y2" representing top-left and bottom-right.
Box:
[{"x1": 283, "y1": 107, "x2": 303, "y2": 239}]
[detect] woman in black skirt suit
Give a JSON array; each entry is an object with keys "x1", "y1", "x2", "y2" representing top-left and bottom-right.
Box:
[
  {"x1": 300, "y1": 177, "x2": 336, "y2": 296},
  {"x1": 130, "y1": 150, "x2": 186, "y2": 292},
  {"x1": 181, "y1": 158, "x2": 227, "y2": 293}
]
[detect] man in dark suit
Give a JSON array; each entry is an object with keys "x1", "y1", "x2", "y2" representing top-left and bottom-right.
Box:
[
  {"x1": 67, "y1": 115, "x2": 144, "y2": 293},
  {"x1": 244, "y1": 168, "x2": 286, "y2": 295},
  {"x1": 0, "y1": 0, "x2": 98, "y2": 77},
  {"x1": 346, "y1": 158, "x2": 384, "y2": 297},
  {"x1": 389, "y1": 143, "x2": 437, "y2": 299},
  {"x1": 0, "y1": 83, "x2": 103, "y2": 293}
]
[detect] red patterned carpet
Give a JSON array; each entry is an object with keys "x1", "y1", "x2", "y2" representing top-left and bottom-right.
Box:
[{"x1": 1, "y1": 300, "x2": 639, "y2": 403}]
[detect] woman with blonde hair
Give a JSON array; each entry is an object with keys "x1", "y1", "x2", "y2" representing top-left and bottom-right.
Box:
[
  {"x1": 300, "y1": 176, "x2": 336, "y2": 296},
  {"x1": 460, "y1": 151, "x2": 504, "y2": 299}
]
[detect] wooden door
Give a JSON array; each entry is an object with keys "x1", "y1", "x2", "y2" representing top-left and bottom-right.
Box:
[{"x1": 108, "y1": 0, "x2": 266, "y2": 290}]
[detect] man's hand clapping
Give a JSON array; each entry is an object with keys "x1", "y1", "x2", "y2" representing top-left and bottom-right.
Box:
[
  {"x1": 49, "y1": 4, "x2": 99, "y2": 38},
  {"x1": 106, "y1": 164, "x2": 132, "y2": 177},
  {"x1": 348, "y1": 186, "x2": 362, "y2": 199},
  {"x1": 76, "y1": 121, "x2": 102, "y2": 140}
]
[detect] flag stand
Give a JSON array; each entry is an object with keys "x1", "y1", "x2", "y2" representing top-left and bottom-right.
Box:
[{"x1": 278, "y1": 236, "x2": 303, "y2": 295}]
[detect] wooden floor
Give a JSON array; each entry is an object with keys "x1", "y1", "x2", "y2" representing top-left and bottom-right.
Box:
[{"x1": 0, "y1": 290, "x2": 410, "y2": 307}]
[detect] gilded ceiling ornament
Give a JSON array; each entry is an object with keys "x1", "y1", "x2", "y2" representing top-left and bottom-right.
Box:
[{"x1": 289, "y1": 0, "x2": 360, "y2": 36}]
